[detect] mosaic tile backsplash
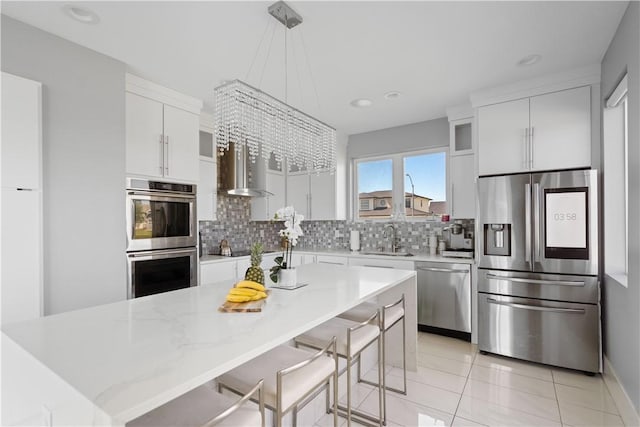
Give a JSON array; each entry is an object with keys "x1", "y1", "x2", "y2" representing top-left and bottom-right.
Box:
[{"x1": 200, "y1": 194, "x2": 474, "y2": 255}]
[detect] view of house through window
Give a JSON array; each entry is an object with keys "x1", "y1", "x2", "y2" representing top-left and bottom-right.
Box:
[
  {"x1": 357, "y1": 159, "x2": 393, "y2": 219},
  {"x1": 356, "y1": 150, "x2": 447, "y2": 220}
]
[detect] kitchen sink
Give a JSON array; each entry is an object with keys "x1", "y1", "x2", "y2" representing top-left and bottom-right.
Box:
[{"x1": 361, "y1": 251, "x2": 414, "y2": 257}]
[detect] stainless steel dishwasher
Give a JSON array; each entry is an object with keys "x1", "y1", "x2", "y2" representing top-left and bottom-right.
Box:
[{"x1": 415, "y1": 261, "x2": 471, "y2": 339}]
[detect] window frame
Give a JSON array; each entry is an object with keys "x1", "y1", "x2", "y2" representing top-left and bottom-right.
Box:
[
  {"x1": 603, "y1": 73, "x2": 629, "y2": 287},
  {"x1": 352, "y1": 147, "x2": 448, "y2": 222}
]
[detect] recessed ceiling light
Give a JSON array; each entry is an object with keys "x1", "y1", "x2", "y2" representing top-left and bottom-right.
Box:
[
  {"x1": 350, "y1": 98, "x2": 373, "y2": 108},
  {"x1": 384, "y1": 91, "x2": 401, "y2": 100},
  {"x1": 63, "y1": 4, "x2": 99, "y2": 24},
  {"x1": 517, "y1": 54, "x2": 541, "y2": 67}
]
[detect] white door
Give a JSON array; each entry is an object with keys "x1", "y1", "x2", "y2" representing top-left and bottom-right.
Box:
[
  {"x1": 163, "y1": 104, "x2": 199, "y2": 182},
  {"x1": 1, "y1": 73, "x2": 41, "y2": 189},
  {"x1": 286, "y1": 173, "x2": 309, "y2": 218},
  {"x1": 1, "y1": 189, "x2": 42, "y2": 324},
  {"x1": 478, "y1": 98, "x2": 530, "y2": 175},
  {"x1": 309, "y1": 171, "x2": 335, "y2": 220},
  {"x1": 126, "y1": 92, "x2": 164, "y2": 178},
  {"x1": 450, "y1": 155, "x2": 476, "y2": 219},
  {"x1": 529, "y1": 86, "x2": 591, "y2": 171}
]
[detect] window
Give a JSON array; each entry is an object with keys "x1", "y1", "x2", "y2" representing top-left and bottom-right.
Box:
[
  {"x1": 604, "y1": 73, "x2": 628, "y2": 287},
  {"x1": 354, "y1": 149, "x2": 447, "y2": 220}
]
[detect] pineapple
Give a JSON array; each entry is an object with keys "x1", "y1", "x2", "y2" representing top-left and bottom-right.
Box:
[{"x1": 244, "y1": 242, "x2": 265, "y2": 285}]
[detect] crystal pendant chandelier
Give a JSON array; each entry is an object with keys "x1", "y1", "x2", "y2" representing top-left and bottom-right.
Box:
[{"x1": 214, "y1": 1, "x2": 336, "y2": 174}]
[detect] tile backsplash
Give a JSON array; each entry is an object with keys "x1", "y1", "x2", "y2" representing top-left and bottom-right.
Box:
[{"x1": 200, "y1": 194, "x2": 473, "y2": 255}]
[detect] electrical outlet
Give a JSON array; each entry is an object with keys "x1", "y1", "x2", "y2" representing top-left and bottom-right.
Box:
[
  {"x1": 334, "y1": 230, "x2": 341, "y2": 238},
  {"x1": 259, "y1": 229, "x2": 264, "y2": 238}
]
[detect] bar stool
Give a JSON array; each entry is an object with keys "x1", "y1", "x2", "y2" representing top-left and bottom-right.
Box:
[
  {"x1": 128, "y1": 379, "x2": 264, "y2": 427},
  {"x1": 294, "y1": 313, "x2": 383, "y2": 427},
  {"x1": 339, "y1": 294, "x2": 407, "y2": 395},
  {"x1": 216, "y1": 339, "x2": 338, "y2": 427}
]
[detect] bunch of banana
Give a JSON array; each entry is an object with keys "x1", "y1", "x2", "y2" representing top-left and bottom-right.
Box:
[{"x1": 225, "y1": 280, "x2": 267, "y2": 303}]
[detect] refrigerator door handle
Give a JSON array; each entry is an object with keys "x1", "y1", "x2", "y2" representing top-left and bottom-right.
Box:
[
  {"x1": 525, "y1": 183, "x2": 531, "y2": 263},
  {"x1": 486, "y1": 273, "x2": 585, "y2": 287},
  {"x1": 533, "y1": 183, "x2": 541, "y2": 262},
  {"x1": 487, "y1": 298, "x2": 585, "y2": 314}
]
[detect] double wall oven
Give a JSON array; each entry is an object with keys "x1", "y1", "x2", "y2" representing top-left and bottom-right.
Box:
[{"x1": 126, "y1": 178, "x2": 197, "y2": 298}]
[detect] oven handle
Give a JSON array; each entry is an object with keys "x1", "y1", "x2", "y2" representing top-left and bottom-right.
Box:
[
  {"x1": 486, "y1": 273, "x2": 585, "y2": 287},
  {"x1": 127, "y1": 191, "x2": 196, "y2": 200},
  {"x1": 487, "y1": 298, "x2": 585, "y2": 314},
  {"x1": 128, "y1": 248, "x2": 196, "y2": 258}
]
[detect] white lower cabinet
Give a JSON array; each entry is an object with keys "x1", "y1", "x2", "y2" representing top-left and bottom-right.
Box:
[
  {"x1": 316, "y1": 255, "x2": 348, "y2": 266},
  {"x1": 289, "y1": 253, "x2": 316, "y2": 267},
  {"x1": 348, "y1": 257, "x2": 414, "y2": 270},
  {"x1": 200, "y1": 261, "x2": 237, "y2": 285}
]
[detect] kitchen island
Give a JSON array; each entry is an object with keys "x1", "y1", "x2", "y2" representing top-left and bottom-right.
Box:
[{"x1": 1, "y1": 264, "x2": 416, "y2": 427}]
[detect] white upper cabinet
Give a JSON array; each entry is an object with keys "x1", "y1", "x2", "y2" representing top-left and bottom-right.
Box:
[
  {"x1": 449, "y1": 118, "x2": 474, "y2": 156},
  {"x1": 286, "y1": 172, "x2": 310, "y2": 218},
  {"x1": 251, "y1": 171, "x2": 285, "y2": 221},
  {"x1": 310, "y1": 171, "x2": 336, "y2": 220},
  {"x1": 450, "y1": 154, "x2": 475, "y2": 219},
  {"x1": 126, "y1": 92, "x2": 165, "y2": 177},
  {"x1": 284, "y1": 169, "x2": 338, "y2": 220},
  {"x1": 163, "y1": 104, "x2": 200, "y2": 181},
  {"x1": 478, "y1": 98, "x2": 530, "y2": 175},
  {"x1": 125, "y1": 74, "x2": 202, "y2": 183},
  {"x1": 529, "y1": 87, "x2": 591, "y2": 171},
  {"x1": 478, "y1": 86, "x2": 591, "y2": 176},
  {"x1": 1, "y1": 73, "x2": 42, "y2": 189}
]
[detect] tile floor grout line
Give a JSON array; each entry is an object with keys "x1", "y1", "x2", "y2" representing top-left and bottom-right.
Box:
[
  {"x1": 551, "y1": 370, "x2": 566, "y2": 426},
  {"x1": 450, "y1": 342, "x2": 478, "y2": 424}
]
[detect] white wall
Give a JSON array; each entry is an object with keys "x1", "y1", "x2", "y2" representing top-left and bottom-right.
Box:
[
  {"x1": 600, "y1": 1, "x2": 640, "y2": 413},
  {"x1": 348, "y1": 117, "x2": 449, "y2": 159},
  {"x1": 1, "y1": 16, "x2": 127, "y2": 314}
]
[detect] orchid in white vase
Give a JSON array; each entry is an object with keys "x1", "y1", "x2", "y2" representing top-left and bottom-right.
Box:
[{"x1": 270, "y1": 206, "x2": 304, "y2": 283}]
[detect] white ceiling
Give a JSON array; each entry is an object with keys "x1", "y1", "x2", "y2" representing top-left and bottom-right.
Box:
[{"x1": 1, "y1": 1, "x2": 628, "y2": 135}]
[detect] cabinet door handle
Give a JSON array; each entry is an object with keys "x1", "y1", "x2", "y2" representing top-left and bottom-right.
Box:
[
  {"x1": 363, "y1": 265, "x2": 393, "y2": 269},
  {"x1": 165, "y1": 135, "x2": 169, "y2": 175},
  {"x1": 451, "y1": 183, "x2": 454, "y2": 216},
  {"x1": 159, "y1": 135, "x2": 164, "y2": 175},
  {"x1": 522, "y1": 128, "x2": 528, "y2": 169},
  {"x1": 529, "y1": 126, "x2": 534, "y2": 169},
  {"x1": 416, "y1": 266, "x2": 469, "y2": 274}
]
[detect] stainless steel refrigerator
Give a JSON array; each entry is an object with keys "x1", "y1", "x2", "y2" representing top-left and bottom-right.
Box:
[{"x1": 477, "y1": 169, "x2": 601, "y2": 373}]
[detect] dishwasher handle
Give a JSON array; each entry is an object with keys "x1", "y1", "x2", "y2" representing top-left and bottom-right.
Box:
[{"x1": 417, "y1": 266, "x2": 469, "y2": 274}]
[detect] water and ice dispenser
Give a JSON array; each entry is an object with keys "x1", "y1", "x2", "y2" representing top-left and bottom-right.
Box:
[{"x1": 484, "y1": 223, "x2": 511, "y2": 256}]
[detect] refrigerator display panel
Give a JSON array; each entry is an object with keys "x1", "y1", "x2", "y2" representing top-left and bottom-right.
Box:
[{"x1": 544, "y1": 187, "x2": 589, "y2": 259}]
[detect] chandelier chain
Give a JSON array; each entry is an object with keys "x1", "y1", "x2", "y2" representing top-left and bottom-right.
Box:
[{"x1": 245, "y1": 19, "x2": 272, "y2": 83}]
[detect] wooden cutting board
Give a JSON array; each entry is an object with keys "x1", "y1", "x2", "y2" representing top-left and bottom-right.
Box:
[{"x1": 218, "y1": 290, "x2": 270, "y2": 313}]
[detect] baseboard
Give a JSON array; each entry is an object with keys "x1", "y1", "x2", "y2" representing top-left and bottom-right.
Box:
[{"x1": 603, "y1": 356, "x2": 640, "y2": 426}]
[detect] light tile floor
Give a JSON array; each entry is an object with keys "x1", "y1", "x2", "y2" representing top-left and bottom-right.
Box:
[{"x1": 314, "y1": 332, "x2": 626, "y2": 426}]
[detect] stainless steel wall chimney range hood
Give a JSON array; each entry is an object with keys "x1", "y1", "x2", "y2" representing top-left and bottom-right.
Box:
[{"x1": 218, "y1": 142, "x2": 272, "y2": 197}]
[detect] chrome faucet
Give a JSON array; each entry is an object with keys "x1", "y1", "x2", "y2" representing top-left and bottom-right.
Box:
[{"x1": 383, "y1": 224, "x2": 400, "y2": 253}]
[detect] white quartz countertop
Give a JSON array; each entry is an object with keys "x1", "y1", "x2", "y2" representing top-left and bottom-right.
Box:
[
  {"x1": 2, "y1": 264, "x2": 416, "y2": 425},
  {"x1": 200, "y1": 249, "x2": 474, "y2": 265}
]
